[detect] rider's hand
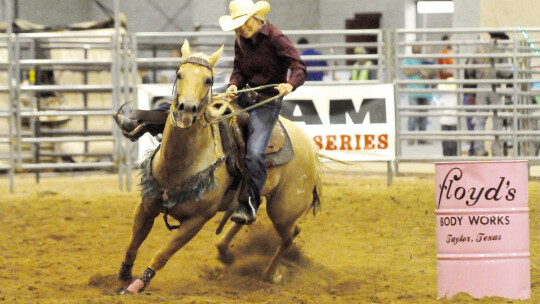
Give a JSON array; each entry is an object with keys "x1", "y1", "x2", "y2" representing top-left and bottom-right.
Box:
[
  {"x1": 275, "y1": 83, "x2": 293, "y2": 96},
  {"x1": 226, "y1": 85, "x2": 238, "y2": 95}
]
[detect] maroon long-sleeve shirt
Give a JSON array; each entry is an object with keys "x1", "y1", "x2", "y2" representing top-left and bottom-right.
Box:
[{"x1": 229, "y1": 21, "x2": 306, "y2": 96}]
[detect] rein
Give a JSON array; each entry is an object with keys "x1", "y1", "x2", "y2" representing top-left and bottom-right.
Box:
[
  {"x1": 232, "y1": 83, "x2": 278, "y2": 94},
  {"x1": 210, "y1": 93, "x2": 283, "y2": 125},
  {"x1": 165, "y1": 82, "x2": 283, "y2": 125}
]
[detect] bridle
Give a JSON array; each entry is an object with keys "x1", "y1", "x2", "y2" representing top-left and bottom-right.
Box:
[{"x1": 169, "y1": 56, "x2": 214, "y2": 127}]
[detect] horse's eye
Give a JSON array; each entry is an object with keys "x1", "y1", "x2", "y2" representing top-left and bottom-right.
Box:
[
  {"x1": 177, "y1": 73, "x2": 182, "y2": 80},
  {"x1": 205, "y1": 77, "x2": 213, "y2": 86}
]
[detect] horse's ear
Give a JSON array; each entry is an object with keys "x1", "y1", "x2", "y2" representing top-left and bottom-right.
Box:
[
  {"x1": 208, "y1": 45, "x2": 224, "y2": 68},
  {"x1": 181, "y1": 39, "x2": 191, "y2": 59}
]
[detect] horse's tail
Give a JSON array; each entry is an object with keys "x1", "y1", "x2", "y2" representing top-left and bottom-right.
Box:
[
  {"x1": 310, "y1": 153, "x2": 324, "y2": 216},
  {"x1": 315, "y1": 152, "x2": 352, "y2": 165},
  {"x1": 310, "y1": 152, "x2": 352, "y2": 216}
]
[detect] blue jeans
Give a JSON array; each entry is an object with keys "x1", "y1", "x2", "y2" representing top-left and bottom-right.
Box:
[{"x1": 238, "y1": 94, "x2": 282, "y2": 207}]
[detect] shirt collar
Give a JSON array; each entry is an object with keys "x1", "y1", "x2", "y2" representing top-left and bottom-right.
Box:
[{"x1": 258, "y1": 22, "x2": 269, "y2": 36}]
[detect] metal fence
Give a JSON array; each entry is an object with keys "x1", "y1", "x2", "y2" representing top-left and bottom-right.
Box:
[
  {"x1": 133, "y1": 29, "x2": 388, "y2": 86},
  {"x1": 1, "y1": 32, "x2": 14, "y2": 192},
  {"x1": 394, "y1": 28, "x2": 540, "y2": 173},
  {"x1": 2, "y1": 26, "x2": 540, "y2": 191},
  {"x1": 1, "y1": 30, "x2": 138, "y2": 191}
]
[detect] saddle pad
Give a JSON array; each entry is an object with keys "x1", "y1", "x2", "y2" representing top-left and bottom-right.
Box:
[
  {"x1": 265, "y1": 119, "x2": 286, "y2": 154},
  {"x1": 265, "y1": 118, "x2": 294, "y2": 167}
]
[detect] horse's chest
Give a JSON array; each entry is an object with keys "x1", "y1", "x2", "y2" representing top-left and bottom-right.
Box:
[{"x1": 158, "y1": 165, "x2": 228, "y2": 208}]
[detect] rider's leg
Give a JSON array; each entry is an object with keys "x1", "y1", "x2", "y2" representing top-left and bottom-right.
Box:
[
  {"x1": 114, "y1": 101, "x2": 171, "y2": 141},
  {"x1": 231, "y1": 100, "x2": 281, "y2": 225}
]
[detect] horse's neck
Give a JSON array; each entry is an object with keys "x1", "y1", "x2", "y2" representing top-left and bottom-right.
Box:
[{"x1": 159, "y1": 119, "x2": 216, "y2": 171}]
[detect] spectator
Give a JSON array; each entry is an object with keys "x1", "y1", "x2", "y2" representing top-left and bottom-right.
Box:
[
  {"x1": 139, "y1": 70, "x2": 151, "y2": 84},
  {"x1": 298, "y1": 37, "x2": 327, "y2": 81},
  {"x1": 351, "y1": 47, "x2": 377, "y2": 81},
  {"x1": 466, "y1": 32, "x2": 513, "y2": 156},
  {"x1": 463, "y1": 55, "x2": 478, "y2": 156},
  {"x1": 437, "y1": 80, "x2": 458, "y2": 156},
  {"x1": 437, "y1": 35, "x2": 454, "y2": 80},
  {"x1": 403, "y1": 45, "x2": 431, "y2": 144}
]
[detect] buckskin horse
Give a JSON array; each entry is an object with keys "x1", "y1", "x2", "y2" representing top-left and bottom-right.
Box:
[{"x1": 117, "y1": 40, "x2": 321, "y2": 294}]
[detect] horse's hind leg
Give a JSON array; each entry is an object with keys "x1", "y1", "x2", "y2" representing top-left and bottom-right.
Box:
[
  {"x1": 216, "y1": 222, "x2": 242, "y2": 265},
  {"x1": 263, "y1": 222, "x2": 300, "y2": 283},
  {"x1": 118, "y1": 198, "x2": 160, "y2": 287}
]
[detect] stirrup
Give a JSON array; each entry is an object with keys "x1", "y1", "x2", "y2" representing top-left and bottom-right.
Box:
[
  {"x1": 113, "y1": 112, "x2": 138, "y2": 133},
  {"x1": 231, "y1": 198, "x2": 257, "y2": 225},
  {"x1": 123, "y1": 124, "x2": 149, "y2": 142}
]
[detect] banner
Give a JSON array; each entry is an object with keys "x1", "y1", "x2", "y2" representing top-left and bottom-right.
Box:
[
  {"x1": 136, "y1": 83, "x2": 396, "y2": 163},
  {"x1": 282, "y1": 84, "x2": 395, "y2": 161}
]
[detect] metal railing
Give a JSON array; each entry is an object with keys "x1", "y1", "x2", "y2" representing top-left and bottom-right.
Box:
[
  {"x1": 133, "y1": 29, "x2": 389, "y2": 85},
  {"x1": 1, "y1": 32, "x2": 15, "y2": 192},
  {"x1": 394, "y1": 28, "x2": 540, "y2": 174},
  {"x1": 1, "y1": 29, "x2": 137, "y2": 191}
]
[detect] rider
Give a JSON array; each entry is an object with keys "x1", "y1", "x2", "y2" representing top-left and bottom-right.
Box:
[
  {"x1": 114, "y1": 0, "x2": 306, "y2": 225},
  {"x1": 219, "y1": 0, "x2": 306, "y2": 224}
]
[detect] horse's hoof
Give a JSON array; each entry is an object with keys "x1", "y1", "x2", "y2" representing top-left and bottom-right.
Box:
[
  {"x1": 118, "y1": 262, "x2": 133, "y2": 289},
  {"x1": 264, "y1": 269, "x2": 283, "y2": 284},
  {"x1": 217, "y1": 247, "x2": 235, "y2": 265},
  {"x1": 118, "y1": 288, "x2": 131, "y2": 295},
  {"x1": 272, "y1": 272, "x2": 283, "y2": 284}
]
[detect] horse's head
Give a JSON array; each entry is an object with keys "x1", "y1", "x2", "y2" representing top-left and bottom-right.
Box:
[{"x1": 170, "y1": 39, "x2": 224, "y2": 128}]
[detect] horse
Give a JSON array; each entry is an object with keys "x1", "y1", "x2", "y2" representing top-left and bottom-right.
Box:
[{"x1": 117, "y1": 40, "x2": 321, "y2": 294}]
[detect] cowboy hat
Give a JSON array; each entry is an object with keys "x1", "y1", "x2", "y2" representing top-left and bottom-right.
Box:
[{"x1": 219, "y1": 0, "x2": 270, "y2": 31}]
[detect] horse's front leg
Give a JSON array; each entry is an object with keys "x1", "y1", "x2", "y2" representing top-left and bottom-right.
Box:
[
  {"x1": 125, "y1": 215, "x2": 208, "y2": 294},
  {"x1": 119, "y1": 198, "x2": 161, "y2": 287}
]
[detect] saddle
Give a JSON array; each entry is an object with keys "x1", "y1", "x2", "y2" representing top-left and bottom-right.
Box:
[{"x1": 218, "y1": 102, "x2": 294, "y2": 179}]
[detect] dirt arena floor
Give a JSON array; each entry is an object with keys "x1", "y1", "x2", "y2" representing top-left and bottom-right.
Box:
[{"x1": 0, "y1": 167, "x2": 539, "y2": 304}]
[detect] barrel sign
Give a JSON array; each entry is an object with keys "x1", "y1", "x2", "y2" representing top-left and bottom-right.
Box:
[{"x1": 435, "y1": 161, "x2": 530, "y2": 299}]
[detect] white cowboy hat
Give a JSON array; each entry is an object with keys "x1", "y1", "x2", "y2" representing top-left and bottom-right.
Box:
[{"x1": 219, "y1": 0, "x2": 270, "y2": 31}]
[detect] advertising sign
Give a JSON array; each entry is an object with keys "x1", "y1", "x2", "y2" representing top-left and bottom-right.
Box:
[
  {"x1": 282, "y1": 84, "x2": 395, "y2": 161},
  {"x1": 435, "y1": 161, "x2": 530, "y2": 299},
  {"x1": 137, "y1": 83, "x2": 396, "y2": 163}
]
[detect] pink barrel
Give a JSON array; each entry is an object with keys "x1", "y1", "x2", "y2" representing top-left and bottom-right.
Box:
[{"x1": 435, "y1": 161, "x2": 530, "y2": 299}]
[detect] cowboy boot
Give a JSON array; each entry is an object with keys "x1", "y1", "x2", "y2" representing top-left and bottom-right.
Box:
[
  {"x1": 231, "y1": 196, "x2": 259, "y2": 225},
  {"x1": 113, "y1": 112, "x2": 149, "y2": 142},
  {"x1": 113, "y1": 112, "x2": 138, "y2": 132}
]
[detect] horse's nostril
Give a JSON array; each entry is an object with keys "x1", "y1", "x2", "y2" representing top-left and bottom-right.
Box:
[
  {"x1": 179, "y1": 103, "x2": 185, "y2": 111},
  {"x1": 191, "y1": 105, "x2": 197, "y2": 113}
]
